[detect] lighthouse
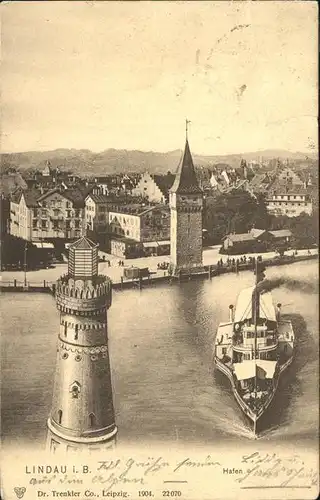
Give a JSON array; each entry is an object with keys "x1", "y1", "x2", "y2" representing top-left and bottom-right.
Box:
[{"x1": 47, "y1": 237, "x2": 117, "y2": 453}]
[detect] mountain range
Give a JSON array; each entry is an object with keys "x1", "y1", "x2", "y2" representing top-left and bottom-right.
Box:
[{"x1": 1, "y1": 148, "x2": 317, "y2": 176}]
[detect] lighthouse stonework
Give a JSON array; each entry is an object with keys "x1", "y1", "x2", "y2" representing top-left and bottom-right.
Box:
[
  {"x1": 169, "y1": 136, "x2": 203, "y2": 276},
  {"x1": 47, "y1": 237, "x2": 117, "y2": 453}
]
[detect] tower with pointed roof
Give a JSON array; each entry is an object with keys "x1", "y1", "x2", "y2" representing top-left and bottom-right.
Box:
[
  {"x1": 47, "y1": 236, "x2": 117, "y2": 453},
  {"x1": 169, "y1": 124, "x2": 203, "y2": 275}
]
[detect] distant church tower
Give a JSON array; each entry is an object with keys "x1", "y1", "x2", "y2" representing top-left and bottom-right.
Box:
[
  {"x1": 47, "y1": 237, "x2": 117, "y2": 453},
  {"x1": 169, "y1": 123, "x2": 203, "y2": 275}
]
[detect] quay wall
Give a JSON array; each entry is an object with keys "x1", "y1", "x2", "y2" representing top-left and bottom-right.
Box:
[{"x1": 0, "y1": 253, "x2": 318, "y2": 294}]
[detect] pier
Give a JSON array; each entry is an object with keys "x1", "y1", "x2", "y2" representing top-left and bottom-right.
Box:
[{"x1": 1, "y1": 253, "x2": 317, "y2": 294}]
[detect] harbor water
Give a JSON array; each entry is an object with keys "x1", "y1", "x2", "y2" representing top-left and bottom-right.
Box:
[{"x1": 1, "y1": 259, "x2": 318, "y2": 451}]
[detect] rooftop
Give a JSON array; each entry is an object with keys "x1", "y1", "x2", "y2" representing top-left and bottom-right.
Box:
[
  {"x1": 271, "y1": 184, "x2": 309, "y2": 195},
  {"x1": 69, "y1": 236, "x2": 98, "y2": 250},
  {"x1": 224, "y1": 233, "x2": 256, "y2": 243},
  {"x1": 36, "y1": 186, "x2": 86, "y2": 207},
  {"x1": 250, "y1": 228, "x2": 266, "y2": 239},
  {"x1": 269, "y1": 229, "x2": 292, "y2": 238},
  {"x1": 170, "y1": 140, "x2": 202, "y2": 195},
  {"x1": 152, "y1": 173, "x2": 175, "y2": 196},
  {"x1": 110, "y1": 203, "x2": 167, "y2": 216},
  {"x1": 11, "y1": 188, "x2": 42, "y2": 207}
]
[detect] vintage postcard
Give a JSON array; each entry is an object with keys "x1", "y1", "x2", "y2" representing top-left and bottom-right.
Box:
[{"x1": 1, "y1": 1, "x2": 318, "y2": 499}]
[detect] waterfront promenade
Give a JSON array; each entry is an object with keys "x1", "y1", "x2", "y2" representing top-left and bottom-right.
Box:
[{"x1": 1, "y1": 245, "x2": 318, "y2": 291}]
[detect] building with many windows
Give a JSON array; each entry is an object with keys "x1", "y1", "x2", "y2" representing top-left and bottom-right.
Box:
[
  {"x1": 108, "y1": 204, "x2": 170, "y2": 257},
  {"x1": 85, "y1": 192, "x2": 147, "y2": 236},
  {"x1": 85, "y1": 193, "x2": 113, "y2": 234},
  {"x1": 266, "y1": 185, "x2": 312, "y2": 217},
  {"x1": 10, "y1": 187, "x2": 85, "y2": 241}
]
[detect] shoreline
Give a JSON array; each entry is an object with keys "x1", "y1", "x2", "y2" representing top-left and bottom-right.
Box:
[{"x1": 1, "y1": 253, "x2": 318, "y2": 294}]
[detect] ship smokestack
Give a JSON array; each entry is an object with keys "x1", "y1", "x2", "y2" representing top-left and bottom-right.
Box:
[
  {"x1": 252, "y1": 289, "x2": 260, "y2": 326},
  {"x1": 276, "y1": 303, "x2": 282, "y2": 320},
  {"x1": 229, "y1": 304, "x2": 234, "y2": 322}
]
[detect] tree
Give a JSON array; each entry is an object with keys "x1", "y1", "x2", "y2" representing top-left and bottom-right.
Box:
[
  {"x1": 269, "y1": 210, "x2": 319, "y2": 249},
  {"x1": 1, "y1": 234, "x2": 38, "y2": 268},
  {"x1": 203, "y1": 189, "x2": 270, "y2": 244}
]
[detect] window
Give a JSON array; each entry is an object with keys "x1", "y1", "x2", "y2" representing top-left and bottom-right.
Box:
[
  {"x1": 33, "y1": 220, "x2": 37, "y2": 229},
  {"x1": 41, "y1": 220, "x2": 47, "y2": 229},
  {"x1": 70, "y1": 382, "x2": 81, "y2": 398},
  {"x1": 58, "y1": 410, "x2": 62, "y2": 424},
  {"x1": 75, "y1": 220, "x2": 80, "y2": 229},
  {"x1": 50, "y1": 439, "x2": 60, "y2": 453},
  {"x1": 66, "y1": 221, "x2": 71, "y2": 230},
  {"x1": 89, "y1": 413, "x2": 96, "y2": 427},
  {"x1": 53, "y1": 221, "x2": 59, "y2": 230},
  {"x1": 222, "y1": 347, "x2": 227, "y2": 355}
]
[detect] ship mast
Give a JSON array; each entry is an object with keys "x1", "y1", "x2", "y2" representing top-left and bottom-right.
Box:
[
  {"x1": 253, "y1": 259, "x2": 260, "y2": 357},
  {"x1": 252, "y1": 259, "x2": 260, "y2": 422}
]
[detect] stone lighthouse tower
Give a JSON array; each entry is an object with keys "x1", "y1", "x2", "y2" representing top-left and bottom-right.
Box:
[
  {"x1": 47, "y1": 237, "x2": 117, "y2": 453},
  {"x1": 169, "y1": 123, "x2": 203, "y2": 275}
]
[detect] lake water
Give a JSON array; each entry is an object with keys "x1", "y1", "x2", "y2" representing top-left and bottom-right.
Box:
[{"x1": 1, "y1": 259, "x2": 318, "y2": 451}]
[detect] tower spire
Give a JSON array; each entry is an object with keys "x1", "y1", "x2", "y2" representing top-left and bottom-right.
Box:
[
  {"x1": 186, "y1": 119, "x2": 191, "y2": 141},
  {"x1": 170, "y1": 123, "x2": 202, "y2": 195}
]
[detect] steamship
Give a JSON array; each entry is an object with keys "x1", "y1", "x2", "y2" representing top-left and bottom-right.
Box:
[{"x1": 214, "y1": 262, "x2": 295, "y2": 435}]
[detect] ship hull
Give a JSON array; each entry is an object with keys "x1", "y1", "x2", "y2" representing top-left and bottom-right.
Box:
[{"x1": 214, "y1": 355, "x2": 294, "y2": 435}]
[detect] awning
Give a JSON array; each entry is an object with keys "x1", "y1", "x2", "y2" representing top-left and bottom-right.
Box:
[
  {"x1": 256, "y1": 360, "x2": 277, "y2": 379},
  {"x1": 34, "y1": 242, "x2": 54, "y2": 249},
  {"x1": 143, "y1": 241, "x2": 158, "y2": 248},
  {"x1": 234, "y1": 360, "x2": 277, "y2": 380},
  {"x1": 234, "y1": 360, "x2": 256, "y2": 380},
  {"x1": 143, "y1": 240, "x2": 170, "y2": 248},
  {"x1": 234, "y1": 286, "x2": 276, "y2": 323}
]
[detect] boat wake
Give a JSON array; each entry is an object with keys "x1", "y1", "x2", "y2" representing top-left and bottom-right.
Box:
[{"x1": 212, "y1": 413, "x2": 257, "y2": 440}]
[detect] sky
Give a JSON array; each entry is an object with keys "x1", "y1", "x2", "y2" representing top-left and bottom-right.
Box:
[{"x1": 1, "y1": 1, "x2": 318, "y2": 155}]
